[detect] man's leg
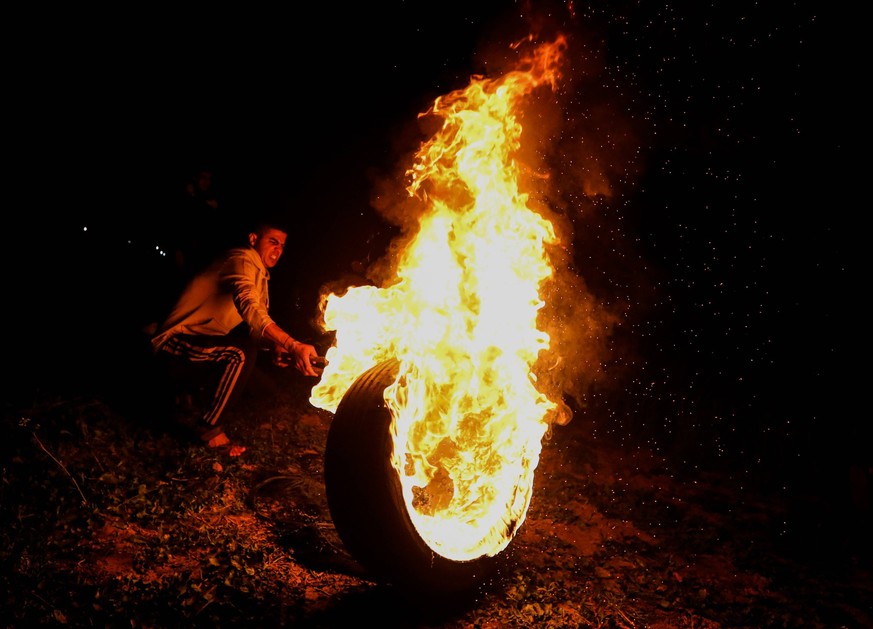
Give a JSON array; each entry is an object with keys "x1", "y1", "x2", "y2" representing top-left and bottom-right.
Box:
[{"x1": 158, "y1": 330, "x2": 257, "y2": 451}]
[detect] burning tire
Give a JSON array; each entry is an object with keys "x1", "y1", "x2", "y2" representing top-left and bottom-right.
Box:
[{"x1": 324, "y1": 359, "x2": 504, "y2": 592}]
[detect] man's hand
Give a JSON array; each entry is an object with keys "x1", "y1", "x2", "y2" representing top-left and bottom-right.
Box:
[{"x1": 276, "y1": 341, "x2": 321, "y2": 377}]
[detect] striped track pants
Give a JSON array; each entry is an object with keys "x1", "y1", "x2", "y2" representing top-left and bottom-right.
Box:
[{"x1": 159, "y1": 332, "x2": 256, "y2": 427}]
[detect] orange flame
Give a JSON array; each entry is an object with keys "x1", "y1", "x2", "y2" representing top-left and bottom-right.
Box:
[{"x1": 311, "y1": 35, "x2": 568, "y2": 561}]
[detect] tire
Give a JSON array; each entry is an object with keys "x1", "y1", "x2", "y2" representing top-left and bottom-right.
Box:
[{"x1": 324, "y1": 359, "x2": 504, "y2": 592}]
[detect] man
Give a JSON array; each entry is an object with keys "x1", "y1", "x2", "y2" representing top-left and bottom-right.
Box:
[{"x1": 151, "y1": 218, "x2": 319, "y2": 456}]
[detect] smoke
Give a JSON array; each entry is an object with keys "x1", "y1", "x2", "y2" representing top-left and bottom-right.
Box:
[{"x1": 512, "y1": 27, "x2": 652, "y2": 421}]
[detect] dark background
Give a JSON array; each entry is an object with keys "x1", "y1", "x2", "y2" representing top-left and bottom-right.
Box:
[{"x1": 9, "y1": 3, "x2": 855, "y2": 507}]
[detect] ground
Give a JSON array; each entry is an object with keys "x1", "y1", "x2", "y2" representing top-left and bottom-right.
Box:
[{"x1": 2, "y1": 349, "x2": 871, "y2": 628}]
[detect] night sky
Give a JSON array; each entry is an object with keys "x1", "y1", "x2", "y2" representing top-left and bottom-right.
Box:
[{"x1": 11, "y1": 3, "x2": 853, "y2": 501}]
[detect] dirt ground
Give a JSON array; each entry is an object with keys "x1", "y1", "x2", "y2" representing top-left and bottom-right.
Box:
[{"x1": 2, "y1": 348, "x2": 871, "y2": 628}]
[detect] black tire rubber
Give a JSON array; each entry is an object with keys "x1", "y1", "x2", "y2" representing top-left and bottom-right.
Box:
[{"x1": 324, "y1": 359, "x2": 503, "y2": 592}]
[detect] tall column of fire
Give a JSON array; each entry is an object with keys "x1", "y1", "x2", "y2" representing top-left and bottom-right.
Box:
[{"x1": 310, "y1": 36, "x2": 569, "y2": 561}]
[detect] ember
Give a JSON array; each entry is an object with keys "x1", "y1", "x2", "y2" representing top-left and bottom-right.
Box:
[{"x1": 311, "y1": 36, "x2": 569, "y2": 562}]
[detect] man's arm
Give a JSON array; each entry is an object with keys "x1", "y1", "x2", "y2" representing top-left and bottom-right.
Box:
[{"x1": 222, "y1": 252, "x2": 320, "y2": 377}]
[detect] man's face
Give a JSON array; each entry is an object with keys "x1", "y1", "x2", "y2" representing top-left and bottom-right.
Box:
[{"x1": 251, "y1": 227, "x2": 287, "y2": 269}]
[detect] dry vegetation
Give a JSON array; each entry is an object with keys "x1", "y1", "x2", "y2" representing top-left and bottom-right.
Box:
[{"x1": 2, "y1": 344, "x2": 871, "y2": 628}]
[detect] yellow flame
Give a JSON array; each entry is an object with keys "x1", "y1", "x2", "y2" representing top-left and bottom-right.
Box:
[{"x1": 311, "y1": 35, "x2": 568, "y2": 561}]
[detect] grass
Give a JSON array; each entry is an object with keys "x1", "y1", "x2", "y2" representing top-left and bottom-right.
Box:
[{"x1": 2, "y1": 341, "x2": 872, "y2": 628}]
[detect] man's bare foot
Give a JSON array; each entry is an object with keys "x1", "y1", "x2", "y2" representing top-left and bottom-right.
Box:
[{"x1": 206, "y1": 432, "x2": 246, "y2": 457}]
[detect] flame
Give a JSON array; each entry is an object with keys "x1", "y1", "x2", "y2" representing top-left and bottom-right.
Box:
[{"x1": 310, "y1": 35, "x2": 568, "y2": 561}]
